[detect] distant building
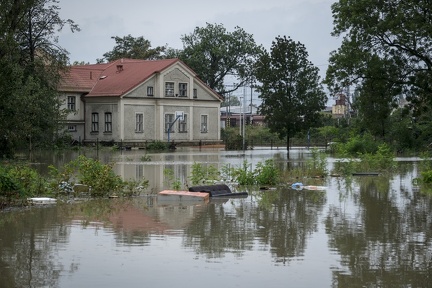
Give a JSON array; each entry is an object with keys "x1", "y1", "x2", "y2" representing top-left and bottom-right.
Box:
[
  {"x1": 332, "y1": 93, "x2": 349, "y2": 118},
  {"x1": 220, "y1": 104, "x2": 265, "y2": 128},
  {"x1": 58, "y1": 59, "x2": 223, "y2": 146}
]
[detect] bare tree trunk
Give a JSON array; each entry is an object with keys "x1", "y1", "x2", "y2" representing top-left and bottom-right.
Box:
[{"x1": 286, "y1": 135, "x2": 290, "y2": 159}]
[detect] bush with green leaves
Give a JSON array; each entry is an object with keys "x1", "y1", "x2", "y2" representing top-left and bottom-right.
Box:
[
  {"x1": 335, "y1": 133, "x2": 382, "y2": 157},
  {"x1": 146, "y1": 141, "x2": 169, "y2": 151},
  {"x1": 306, "y1": 148, "x2": 327, "y2": 176},
  {"x1": 189, "y1": 162, "x2": 220, "y2": 185},
  {"x1": 0, "y1": 164, "x2": 50, "y2": 207},
  {"x1": 163, "y1": 168, "x2": 182, "y2": 190},
  {"x1": 0, "y1": 164, "x2": 47, "y2": 200},
  {"x1": 229, "y1": 159, "x2": 280, "y2": 186},
  {"x1": 333, "y1": 143, "x2": 395, "y2": 176},
  {"x1": 357, "y1": 144, "x2": 395, "y2": 171},
  {"x1": 231, "y1": 160, "x2": 255, "y2": 185},
  {"x1": 49, "y1": 155, "x2": 124, "y2": 197},
  {"x1": 0, "y1": 168, "x2": 25, "y2": 200},
  {"x1": 254, "y1": 159, "x2": 280, "y2": 186}
]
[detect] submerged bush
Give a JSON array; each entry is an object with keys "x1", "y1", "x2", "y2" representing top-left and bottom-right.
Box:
[
  {"x1": 189, "y1": 162, "x2": 220, "y2": 185},
  {"x1": 306, "y1": 149, "x2": 327, "y2": 176},
  {"x1": 0, "y1": 164, "x2": 49, "y2": 208},
  {"x1": 335, "y1": 133, "x2": 382, "y2": 157},
  {"x1": 146, "y1": 141, "x2": 169, "y2": 151},
  {"x1": 333, "y1": 143, "x2": 396, "y2": 176},
  {"x1": 254, "y1": 159, "x2": 279, "y2": 186},
  {"x1": 230, "y1": 159, "x2": 280, "y2": 186},
  {"x1": 49, "y1": 155, "x2": 125, "y2": 197}
]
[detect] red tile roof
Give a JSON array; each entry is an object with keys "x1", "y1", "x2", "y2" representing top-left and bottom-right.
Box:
[
  {"x1": 59, "y1": 63, "x2": 110, "y2": 92},
  {"x1": 59, "y1": 58, "x2": 180, "y2": 96},
  {"x1": 88, "y1": 58, "x2": 179, "y2": 97},
  {"x1": 59, "y1": 58, "x2": 223, "y2": 101}
]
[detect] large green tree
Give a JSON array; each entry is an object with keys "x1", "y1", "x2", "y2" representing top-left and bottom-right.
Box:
[
  {"x1": 326, "y1": 0, "x2": 432, "y2": 115},
  {"x1": 0, "y1": 0, "x2": 78, "y2": 157},
  {"x1": 178, "y1": 23, "x2": 263, "y2": 97},
  {"x1": 99, "y1": 34, "x2": 166, "y2": 63},
  {"x1": 255, "y1": 36, "x2": 327, "y2": 157}
]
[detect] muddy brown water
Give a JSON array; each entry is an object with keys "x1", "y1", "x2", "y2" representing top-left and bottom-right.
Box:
[{"x1": 1, "y1": 148, "x2": 431, "y2": 287}]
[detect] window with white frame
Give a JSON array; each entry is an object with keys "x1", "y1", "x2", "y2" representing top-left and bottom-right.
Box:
[
  {"x1": 201, "y1": 115, "x2": 208, "y2": 133},
  {"x1": 147, "y1": 86, "x2": 154, "y2": 96},
  {"x1": 91, "y1": 113, "x2": 99, "y2": 132},
  {"x1": 178, "y1": 114, "x2": 187, "y2": 133},
  {"x1": 179, "y1": 83, "x2": 187, "y2": 97},
  {"x1": 135, "y1": 113, "x2": 143, "y2": 132},
  {"x1": 104, "y1": 112, "x2": 112, "y2": 133},
  {"x1": 193, "y1": 88, "x2": 197, "y2": 98},
  {"x1": 165, "y1": 113, "x2": 175, "y2": 132},
  {"x1": 165, "y1": 82, "x2": 174, "y2": 97},
  {"x1": 68, "y1": 125, "x2": 77, "y2": 132},
  {"x1": 67, "y1": 96, "x2": 76, "y2": 111}
]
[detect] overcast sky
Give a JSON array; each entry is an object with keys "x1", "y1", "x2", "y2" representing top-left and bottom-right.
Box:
[{"x1": 58, "y1": 0, "x2": 342, "y2": 79}]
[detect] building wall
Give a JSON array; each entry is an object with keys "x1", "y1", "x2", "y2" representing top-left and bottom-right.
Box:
[
  {"x1": 123, "y1": 103, "x2": 156, "y2": 141},
  {"x1": 59, "y1": 92, "x2": 85, "y2": 142},
  {"x1": 192, "y1": 106, "x2": 220, "y2": 141},
  {"x1": 332, "y1": 104, "x2": 347, "y2": 118},
  {"x1": 84, "y1": 98, "x2": 120, "y2": 143}
]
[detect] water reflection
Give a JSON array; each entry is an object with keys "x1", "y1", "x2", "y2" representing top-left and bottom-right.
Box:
[
  {"x1": 326, "y1": 169, "x2": 432, "y2": 287},
  {"x1": 1, "y1": 151, "x2": 432, "y2": 287}
]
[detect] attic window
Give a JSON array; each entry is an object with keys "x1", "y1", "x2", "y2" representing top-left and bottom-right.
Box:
[
  {"x1": 116, "y1": 64, "x2": 123, "y2": 73},
  {"x1": 99, "y1": 75, "x2": 107, "y2": 80}
]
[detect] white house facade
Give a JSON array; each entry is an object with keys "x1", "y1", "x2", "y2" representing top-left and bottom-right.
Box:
[{"x1": 58, "y1": 59, "x2": 223, "y2": 146}]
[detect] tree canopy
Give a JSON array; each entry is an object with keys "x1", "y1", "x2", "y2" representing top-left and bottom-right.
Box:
[
  {"x1": 255, "y1": 36, "x2": 327, "y2": 157},
  {"x1": 0, "y1": 0, "x2": 78, "y2": 157},
  {"x1": 99, "y1": 34, "x2": 166, "y2": 63},
  {"x1": 325, "y1": 0, "x2": 432, "y2": 114},
  {"x1": 178, "y1": 23, "x2": 263, "y2": 97}
]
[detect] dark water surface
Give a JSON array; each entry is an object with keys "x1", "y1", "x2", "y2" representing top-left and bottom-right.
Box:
[{"x1": 1, "y1": 148, "x2": 432, "y2": 287}]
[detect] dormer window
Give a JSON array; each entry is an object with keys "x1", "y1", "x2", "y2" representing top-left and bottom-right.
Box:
[{"x1": 165, "y1": 82, "x2": 174, "y2": 97}]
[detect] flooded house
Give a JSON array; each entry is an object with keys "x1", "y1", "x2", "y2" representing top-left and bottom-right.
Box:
[{"x1": 58, "y1": 58, "x2": 223, "y2": 147}]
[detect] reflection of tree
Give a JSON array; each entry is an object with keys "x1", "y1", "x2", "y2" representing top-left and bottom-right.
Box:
[
  {"x1": 326, "y1": 174, "x2": 432, "y2": 287},
  {"x1": 0, "y1": 206, "x2": 72, "y2": 288},
  {"x1": 255, "y1": 188, "x2": 326, "y2": 263},
  {"x1": 184, "y1": 187, "x2": 326, "y2": 263},
  {"x1": 184, "y1": 200, "x2": 255, "y2": 258}
]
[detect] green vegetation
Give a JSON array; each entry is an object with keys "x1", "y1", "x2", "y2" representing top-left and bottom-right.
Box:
[
  {"x1": 0, "y1": 0, "x2": 80, "y2": 158},
  {"x1": 49, "y1": 155, "x2": 149, "y2": 197},
  {"x1": 178, "y1": 23, "x2": 263, "y2": 97},
  {"x1": 412, "y1": 152, "x2": 432, "y2": 193},
  {"x1": 0, "y1": 155, "x2": 150, "y2": 208},
  {"x1": 163, "y1": 168, "x2": 182, "y2": 190},
  {"x1": 146, "y1": 141, "x2": 170, "y2": 151},
  {"x1": 98, "y1": 34, "x2": 166, "y2": 63},
  {"x1": 332, "y1": 139, "x2": 396, "y2": 176},
  {"x1": 189, "y1": 162, "x2": 220, "y2": 186},
  {"x1": 255, "y1": 36, "x2": 327, "y2": 157}
]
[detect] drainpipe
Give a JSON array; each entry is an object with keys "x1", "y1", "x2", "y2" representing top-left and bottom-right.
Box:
[{"x1": 81, "y1": 93, "x2": 87, "y2": 145}]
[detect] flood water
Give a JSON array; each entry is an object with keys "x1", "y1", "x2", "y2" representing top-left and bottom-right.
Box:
[{"x1": 1, "y1": 147, "x2": 432, "y2": 287}]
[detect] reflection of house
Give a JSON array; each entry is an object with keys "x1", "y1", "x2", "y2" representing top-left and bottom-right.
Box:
[
  {"x1": 220, "y1": 105, "x2": 265, "y2": 128},
  {"x1": 332, "y1": 93, "x2": 348, "y2": 118},
  {"x1": 58, "y1": 59, "x2": 223, "y2": 146}
]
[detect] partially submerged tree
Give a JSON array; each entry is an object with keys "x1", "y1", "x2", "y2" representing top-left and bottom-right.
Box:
[
  {"x1": 0, "y1": 0, "x2": 79, "y2": 157},
  {"x1": 178, "y1": 23, "x2": 263, "y2": 97},
  {"x1": 99, "y1": 34, "x2": 166, "y2": 63},
  {"x1": 255, "y1": 36, "x2": 327, "y2": 158}
]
